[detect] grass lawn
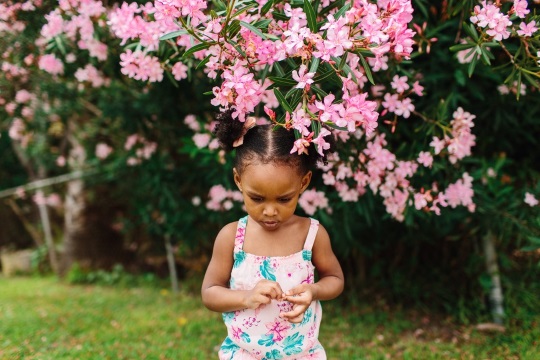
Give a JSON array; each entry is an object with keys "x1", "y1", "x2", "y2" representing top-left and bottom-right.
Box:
[{"x1": 0, "y1": 276, "x2": 538, "y2": 359}]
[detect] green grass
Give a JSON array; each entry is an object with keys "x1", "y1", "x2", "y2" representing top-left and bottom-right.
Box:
[{"x1": 0, "y1": 276, "x2": 538, "y2": 359}]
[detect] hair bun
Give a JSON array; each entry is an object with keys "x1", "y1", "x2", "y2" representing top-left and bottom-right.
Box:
[{"x1": 213, "y1": 110, "x2": 246, "y2": 152}]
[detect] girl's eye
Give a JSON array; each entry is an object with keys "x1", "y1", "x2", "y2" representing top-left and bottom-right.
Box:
[
  {"x1": 250, "y1": 197, "x2": 263, "y2": 202},
  {"x1": 279, "y1": 198, "x2": 291, "y2": 203}
]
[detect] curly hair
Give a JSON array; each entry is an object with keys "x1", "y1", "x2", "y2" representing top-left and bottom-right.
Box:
[{"x1": 213, "y1": 110, "x2": 334, "y2": 175}]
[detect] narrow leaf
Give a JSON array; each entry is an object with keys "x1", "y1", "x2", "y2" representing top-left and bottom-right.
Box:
[
  {"x1": 240, "y1": 21, "x2": 267, "y2": 39},
  {"x1": 304, "y1": 0, "x2": 318, "y2": 32},
  {"x1": 313, "y1": 70, "x2": 334, "y2": 83},
  {"x1": 310, "y1": 85, "x2": 328, "y2": 99},
  {"x1": 261, "y1": 0, "x2": 273, "y2": 16},
  {"x1": 182, "y1": 43, "x2": 211, "y2": 59},
  {"x1": 358, "y1": 53, "x2": 374, "y2": 85},
  {"x1": 274, "y1": 88, "x2": 294, "y2": 113},
  {"x1": 309, "y1": 57, "x2": 320, "y2": 73},
  {"x1": 196, "y1": 54, "x2": 212, "y2": 70},
  {"x1": 333, "y1": 3, "x2": 351, "y2": 19},
  {"x1": 160, "y1": 30, "x2": 188, "y2": 41},
  {"x1": 449, "y1": 43, "x2": 476, "y2": 52},
  {"x1": 274, "y1": 62, "x2": 285, "y2": 77},
  {"x1": 268, "y1": 76, "x2": 298, "y2": 87}
]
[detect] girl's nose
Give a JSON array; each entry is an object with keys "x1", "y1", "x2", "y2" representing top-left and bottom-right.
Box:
[{"x1": 263, "y1": 205, "x2": 277, "y2": 216}]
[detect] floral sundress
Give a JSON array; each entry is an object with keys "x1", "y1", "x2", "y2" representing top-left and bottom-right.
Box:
[{"x1": 218, "y1": 216, "x2": 326, "y2": 360}]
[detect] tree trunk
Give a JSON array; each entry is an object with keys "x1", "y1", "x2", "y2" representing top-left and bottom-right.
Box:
[
  {"x1": 36, "y1": 191, "x2": 60, "y2": 274},
  {"x1": 165, "y1": 234, "x2": 179, "y2": 294},
  {"x1": 482, "y1": 231, "x2": 505, "y2": 325},
  {"x1": 60, "y1": 143, "x2": 87, "y2": 276}
]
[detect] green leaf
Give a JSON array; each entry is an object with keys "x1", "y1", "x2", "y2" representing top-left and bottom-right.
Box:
[
  {"x1": 304, "y1": 0, "x2": 318, "y2": 32},
  {"x1": 227, "y1": 19, "x2": 241, "y2": 38},
  {"x1": 165, "y1": 70, "x2": 179, "y2": 88},
  {"x1": 182, "y1": 42, "x2": 212, "y2": 59},
  {"x1": 337, "y1": 54, "x2": 347, "y2": 70},
  {"x1": 313, "y1": 70, "x2": 334, "y2": 83},
  {"x1": 212, "y1": 0, "x2": 227, "y2": 12},
  {"x1": 449, "y1": 43, "x2": 475, "y2": 52},
  {"x1": 196, "y1": 54, "x2": 212, "y2": 70},
  {"x1": 310, "y1": 85, "x2": 328, "y2": 99},
  {"x1": 268, "y1": 76, "x2": 297, "y2": 87},
  {"x1": 309, "y1": 57, "x2": 320, "y2": 73},
  {"x1": 253, "y1": 19, "x2": 272, "y2": 29},
  {"x1": 285, "y1": 87, "x2": 300, "y2": 99},
  {"x1": 359, "y1": 54, "x2": 374, "y2": 85},
  {"x1": 54, "y1": 36, "x2": 66, "y2": 55},
  {"x1": 261, "y1": 0, "x2": 273, "y2": 16},
  {"x1": 272, "y1": 12, "x2": 290, "y2": 21},
  {"x1": 467, "y1": 52, "x2": 479, "y2": 77},
  {"x1": 273, "y1": 62, "x2": 285, "y2": 77},
  {"x1": 160, "y1": 30, "x2": 188, "y2": 41},
  {"x1": 289, "y1": 90, "x2": 303, "y2": 111},
  {"x1": 333, "y1": 3, "x2": 351, "y2": 19},
  {"x1": 463, "y1": 22, "x2": 479, "y2": 41},
  {"x1": 274, "y1": 88, "x2": 294, "y2": 113},
  {"x1": 325, "y1": 122, "x2": 348, "y2": 131},
  {"x1": 239, "y1": 21, "x2": 267, "y2": 39}
]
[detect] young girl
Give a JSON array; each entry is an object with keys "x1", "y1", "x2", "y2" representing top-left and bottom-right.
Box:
[{"x1": 201, "y1": 111, "x2": 344, "y2": 359}]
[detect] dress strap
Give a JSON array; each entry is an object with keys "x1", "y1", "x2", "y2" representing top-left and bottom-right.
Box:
[
  {"x1": 303, "y1": 218, "x2": 319, "y2": 251},
  {"x1": 234, "y1": 216, "x2": 248, "y2": 252}
]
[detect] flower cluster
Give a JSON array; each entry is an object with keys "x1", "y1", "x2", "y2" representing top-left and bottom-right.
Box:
[
  {"x1": 110, "y1": 0, "x2": 416, "y2": 156},
  {"x1": 124, "y1": 134, "x2": 158, "y2": 166}
]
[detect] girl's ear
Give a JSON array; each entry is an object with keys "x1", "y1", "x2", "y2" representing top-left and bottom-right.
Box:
[
  {"x1": 233, "y1": 168, "x2": 242, "y2": 192},
  {"x1": 300, "y1": 171, "x2": 312, "y2": 193}
]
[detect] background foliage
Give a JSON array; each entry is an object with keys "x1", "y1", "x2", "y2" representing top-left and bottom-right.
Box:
[{"x1": 0, "y1": 0, "x2": 539, "y2": 321}]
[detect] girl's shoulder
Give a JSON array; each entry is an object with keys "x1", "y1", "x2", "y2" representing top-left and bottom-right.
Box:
[{"x1": 217, "y1": 220, "x2": 239, "y2": 239}]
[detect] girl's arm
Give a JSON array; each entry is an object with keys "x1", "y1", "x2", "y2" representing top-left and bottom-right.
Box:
[
  {"x1": 201, "y1": 222, "x2": 284, "y2": 313},
  {"x1": 281, "y1": 224, "x2": 344, "y2": 322}
]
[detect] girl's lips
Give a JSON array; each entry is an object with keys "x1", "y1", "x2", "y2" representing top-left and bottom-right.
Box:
[{"x1": 262, "y1": 221, "x2": 278, "y2": 229}]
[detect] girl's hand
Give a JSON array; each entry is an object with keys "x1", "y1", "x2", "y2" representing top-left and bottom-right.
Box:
[
  {"x1": 280, "y1": 284, "x2": 314, "y2": 323},
  {"x1": 244, "y1": 279, "x2": 284, "y2": 310}
]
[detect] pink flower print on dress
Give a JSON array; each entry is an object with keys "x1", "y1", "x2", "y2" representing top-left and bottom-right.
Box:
[
  {"x1": 234, "y1": 227, "x2": 245, "y2": 248},
  {"x1": 265, "y1": 318, "x2": 291, "y2": 342},
  {"x1": 242, "y1": 316, "x2": 260, "y2": 328},
  {"x1": 302, "y1": 272, "x2": 314, "y2": 284}
]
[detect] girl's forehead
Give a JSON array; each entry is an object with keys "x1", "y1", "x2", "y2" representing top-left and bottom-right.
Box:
[
  {"x1": 241, "y1": 162, "x2": 302, "y2": 178},
  {"x1": 240, "y1": 162, "x2": 303, "y2": 191}
]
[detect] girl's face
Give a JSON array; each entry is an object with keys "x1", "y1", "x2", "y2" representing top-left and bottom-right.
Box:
[{"x1": 234, "y1": 162, "x2": 312, "y2": 231}]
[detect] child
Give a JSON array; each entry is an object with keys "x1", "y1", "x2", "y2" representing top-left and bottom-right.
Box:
[{"x1": 201, "y1": 111, "x2": 344, "y2": 359}]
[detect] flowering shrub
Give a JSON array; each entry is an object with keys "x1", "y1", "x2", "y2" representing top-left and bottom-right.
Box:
[{"x1": 1, "y1": 1, "x2": 539, "y2": 297}]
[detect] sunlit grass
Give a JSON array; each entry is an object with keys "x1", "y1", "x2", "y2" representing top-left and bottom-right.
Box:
[{"x1": 0, "y1": 276, "x2": 538, "y2": 359}]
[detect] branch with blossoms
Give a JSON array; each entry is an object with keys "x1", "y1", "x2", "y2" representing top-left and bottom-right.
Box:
[
  {"x1": 103, "y1": 0, "x2": 494, "y2": 221},
  {"x1": 450, "y1": 0, "x2": 540, "y2": 98},
  {"x1": 111, "y1": 0, "x2": 416, "y2": 156}
]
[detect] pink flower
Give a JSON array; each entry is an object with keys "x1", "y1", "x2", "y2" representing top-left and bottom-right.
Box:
[
  {"x1": 517, "y1": 21, "x2": 537, "y2": 37},
  {"x1": 15, "y1": 90, "x2": 32, "y2": 103},
  {"x1": 184, "y1": 114, "x2": 200, "y2": 132},
  {"x1": 193, "y1": 133, "x2": 211, "y2": 148},
  {"x1": 430, "y1": 136, "x2": 446, "y2": 155},
  {"x1": 95, "y1": 143, "x2": 113, "y2": 160},
  {"x1": 390, "y1": 75, "x2": 410, "y2": 93},
  {"x1": 292, "y1": 64, "x2": 315, "y2": 90},
  {"x1": 312, "y1": 128, "x2": 331, "y2": 156},
  {"x1": 417, "y1": 151, "x2": 433, "y2": 167},
  {"x1": 38, "y1": 54, "x2": 64, "y2": 75},
  {"x1": 444, "y1": 173, "x2": 474, "y2": 209},
  {"x1": 299, "y1": 189, "x2": 329, "y2": 215},
  {"x1": 524, "y1": 192, "x2": 538, "y2": 207},
  {"x1": 172, "y1": 61, "x2": 188, "y2": 80},
  {"x1": 291, "y1": 138, "x2": 311, "y2": 155},
  {"x1": 513, "y1": 0, "x2": 530, "y2": 18}
]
